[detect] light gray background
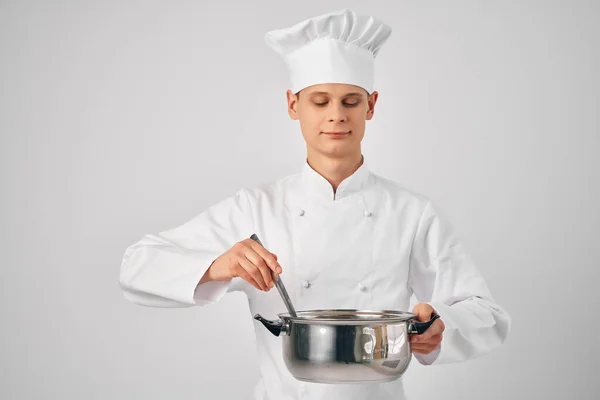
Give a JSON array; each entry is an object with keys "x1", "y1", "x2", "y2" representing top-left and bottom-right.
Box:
[{"x1": 2, "y1": 0, "x2": 599, "y2": 399}]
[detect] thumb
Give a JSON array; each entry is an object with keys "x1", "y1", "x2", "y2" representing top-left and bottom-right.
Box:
[{"x1": 412, "y1": 303, "x2": 435, "y2": 322}]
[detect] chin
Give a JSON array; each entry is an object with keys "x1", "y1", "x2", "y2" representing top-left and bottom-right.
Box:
[{"x1": 318, "y1": 146, "x2": 357, "y2": 158}]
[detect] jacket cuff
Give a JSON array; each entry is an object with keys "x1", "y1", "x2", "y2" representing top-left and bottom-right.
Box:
[
  {"x1": 413, "y1": 346, "x2": 441, "y2": 365},
  {"x1": 191, "y1": 254, "x2": 233, "y2": 305},
  {"x1": 193, "y1": 278, "x2": 232, "y2": 305}
]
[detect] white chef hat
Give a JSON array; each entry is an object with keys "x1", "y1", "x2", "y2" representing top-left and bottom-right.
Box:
[{"x1": 265, "y1": 8, "x2": 392, "y2": 95}]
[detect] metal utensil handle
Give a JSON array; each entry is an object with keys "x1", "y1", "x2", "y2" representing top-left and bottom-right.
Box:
[{"x1": 250, "y1": 234, "x2": 297, "y2": 317}]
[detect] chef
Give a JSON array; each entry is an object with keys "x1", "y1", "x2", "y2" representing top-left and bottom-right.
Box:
[{"x1": 119, "y1": 8, "x2": 511, "y2": 400}]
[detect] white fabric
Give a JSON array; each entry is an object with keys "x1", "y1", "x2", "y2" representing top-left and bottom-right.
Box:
[
  {"x1": 120, "y1": 158, "x2": 511, "y2": 400},
  {"x1": 265, "y1": 8, "x2": 392, "y2": 94}
]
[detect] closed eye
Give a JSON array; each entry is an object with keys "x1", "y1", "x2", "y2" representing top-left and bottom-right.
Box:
[{"x1": 314, "y1": 102, "x2": 360, "y2": 107}]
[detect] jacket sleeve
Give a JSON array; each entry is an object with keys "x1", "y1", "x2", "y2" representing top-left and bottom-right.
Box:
[
  {"x1": 408, "y1": 200, "x2": 511, "y2": 365},
  {"x1": 119, "y1": 188, "x2": 254, "y2": 308}
]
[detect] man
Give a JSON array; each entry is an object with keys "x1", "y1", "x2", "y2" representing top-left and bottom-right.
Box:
[{"x1": 119, "y1": 8, "x2": 510, "y2": 400}]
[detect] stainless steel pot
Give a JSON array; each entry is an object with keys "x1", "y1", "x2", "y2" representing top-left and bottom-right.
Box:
[{"x1": 254, "y1": 309, "x2": 439, "y2": 384}]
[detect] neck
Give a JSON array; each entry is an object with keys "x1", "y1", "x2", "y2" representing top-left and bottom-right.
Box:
[{"x1": 306, "y1": 151, "x2": 364, "y2": 193}]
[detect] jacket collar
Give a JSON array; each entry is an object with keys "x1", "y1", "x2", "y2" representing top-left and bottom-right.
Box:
[{"x1": 300, "y1": 156, "x2": 370, "y2": 201}]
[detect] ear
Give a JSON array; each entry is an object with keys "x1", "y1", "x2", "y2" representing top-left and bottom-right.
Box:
[
  {"x1": 286, "y1": 89, "x2": 299, "y2": 120},
  {"x1": 366, "y1": 91, "x2": 379, "y2": 121}
]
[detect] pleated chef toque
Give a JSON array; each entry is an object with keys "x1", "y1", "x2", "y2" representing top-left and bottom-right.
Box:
[{"x1": 264, "y1": 8, "x2": 392, "y2": 94}]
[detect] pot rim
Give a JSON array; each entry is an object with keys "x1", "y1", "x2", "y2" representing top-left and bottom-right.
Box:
[{"x1": 276, "y1": 309, "x2": 417, "y2": 325}]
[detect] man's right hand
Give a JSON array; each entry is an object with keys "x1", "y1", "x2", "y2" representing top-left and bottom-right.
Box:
[{"x1": 199, "y1": 238, "x2": 282, "y2": 292}]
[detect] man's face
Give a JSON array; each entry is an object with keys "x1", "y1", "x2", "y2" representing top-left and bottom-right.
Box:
[{"x1": 287, "y1": 83, "x2": 378, "y2": 159}]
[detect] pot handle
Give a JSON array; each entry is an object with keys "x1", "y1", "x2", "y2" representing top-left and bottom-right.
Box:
[
  {"x1": 408, "y1": 312, "x2": 441, "y2": 335},
  {"x1": 254, "y1": 314, "x2": 288, "y2": 337}
]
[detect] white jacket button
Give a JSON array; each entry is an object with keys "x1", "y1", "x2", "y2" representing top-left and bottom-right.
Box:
[
  {"x1": 302, "y1": 280, "x2": 311, "y2": 288},
  {"x1": 363, "y1": 210, "x2": 372, "y2": 217},
  {"x1": 299, "y1": 209, "x2": 305, "y2": 216},
  {"x1": 359, "y1": 283, "x2": 368, "y2": 292}
]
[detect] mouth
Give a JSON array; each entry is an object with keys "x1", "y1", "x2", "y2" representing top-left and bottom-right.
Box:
[{"x1": 322, "y1": 130, "x2": 351, "y2": 137}]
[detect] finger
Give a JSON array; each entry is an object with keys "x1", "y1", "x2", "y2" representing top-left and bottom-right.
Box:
[
  {"x1": 411, "y1": 345, "x2": 438, "y2": 354},
  {"x1": 244, "y1": 249, "x2": 274, "y2": 289},
  {"x1": 238, "y1": 256, "x2": 268, "y2": 291},
  {"x1": 411, "y1": 332, "x2": 443, "y2": 345},
  {"x1": 232, "y1": 264, "x2": 262, "y2": 291},
  {"x1": 411, "y1": 343, "x2": 439, "y2": 353},
  {"x1": 422, "y1": 333, "x2": 443, "y2": 345},
  {"x1": 430, "y1": 333, "x2": 443, "y2": 344},
  {"x1": 247, "y1": 240, "x2": 282, "y2": 274}
]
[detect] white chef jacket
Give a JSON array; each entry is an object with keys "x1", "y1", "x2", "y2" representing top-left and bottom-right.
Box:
[{"x1": 119, "y1": 158, "x2": 511, "y2": 400}]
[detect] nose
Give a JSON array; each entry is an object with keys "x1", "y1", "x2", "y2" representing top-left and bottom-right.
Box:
[{"x1": 328, "y1": 103, "x2": 348, "y2": 123}]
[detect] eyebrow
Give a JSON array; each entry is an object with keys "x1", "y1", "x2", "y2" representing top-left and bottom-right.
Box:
[{"x1": 308, "y1": 91, "x2": 365, "y2": 98}]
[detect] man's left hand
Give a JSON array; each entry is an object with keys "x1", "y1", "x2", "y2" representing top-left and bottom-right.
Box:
[{"x1": 410, "y1": 303, "x2": 445, "y2": 355}]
